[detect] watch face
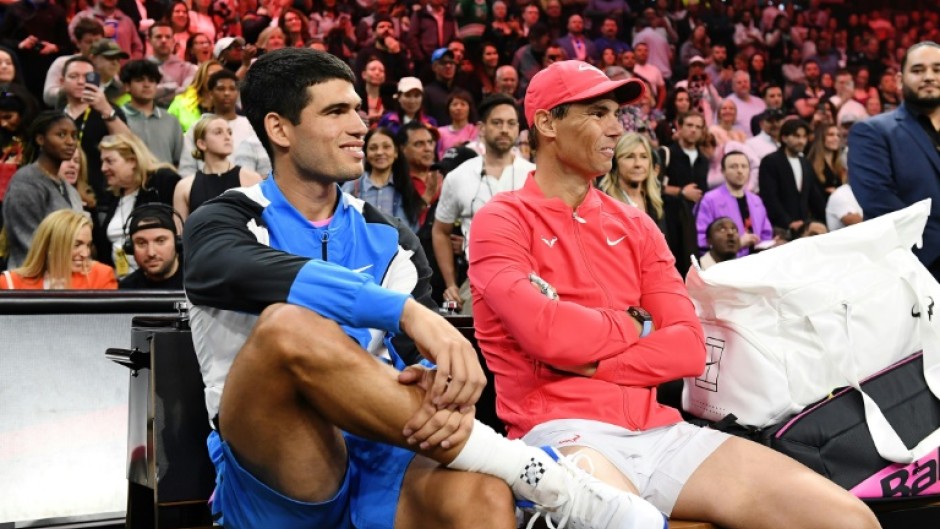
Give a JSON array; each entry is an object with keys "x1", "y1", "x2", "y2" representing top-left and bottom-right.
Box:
[{"x1": 629, "y1": 306, "x2": 651, "y2": 321}]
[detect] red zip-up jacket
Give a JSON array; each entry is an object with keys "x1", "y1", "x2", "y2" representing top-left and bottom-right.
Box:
[{"x1": 469, "y1": 174, "x2": 706, "y2": 439}]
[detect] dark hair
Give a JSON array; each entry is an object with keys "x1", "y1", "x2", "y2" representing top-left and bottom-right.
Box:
[
  {"x1": 24, "y1": 110, "x2": 75, "y2": 164},
  {"x1": 207, "y1": 68, "x2": 238, "y2": 90},
  {"x1": 721, "y1": 150, "x2": 750, "y2": 171},
  {"x1": 148, "y1": 20, "x2": 174, "y2": 38},
  {"x1": 478, "y1": 93, "x2": 518, "y2": 123},
  {"x1": 528, "y1": 104, "x2": 571, "y2": 151},
  {"x1": 0, "y1": 46, "x2": 25, "y2": 86},
  {"x1": 529, "y1": 22, "x2": 550, "y2": 41},
  {"x1": 185, "y1": 32, "x2": 210, "y2": 64},
  {"x1": 242, "y1": 49, "x2": 356, "y2": 159},
  {"x1": 664, "y1": 87, "x2": 690, "y2": 120},
  {"x1": 706, "y1": 216, "x2": 737, "y2": 240},
  {"x1": 74, "y1": 17, "x2": 106, "y2": 42},
  {"x1": 678, "y1": 110, "x2": 705, "y2": 126},
  {"x1": 760, "y1": 83, "x2": 782, "y2": 98},
  {"x1": 279, "y1": 8, "x2": 311, "y2": 41},
  {"x1": 63, "y1": 56, "x2": 94, "y2": 76},
  {"x1": 120, "y1": 59, "x2": 163, "y2": 84},
  {"x1": 362, "y1": 127, "x2": 421, "y2": 224},
  {"x1": 446, "y1": 88, "x2": 477, "y2": 122},
  {"x1": 780, "y1": 118, "x2": 810, "y2": 138},
  {"x1": 396, "y1": 120, "x2": 436, "y2": 148},
  {"x1": 901, "y1": 41, "x2": 940, "y2": 72},
  {"x1": 0, "y1": 83, "x2": 38, "y2": 136}
]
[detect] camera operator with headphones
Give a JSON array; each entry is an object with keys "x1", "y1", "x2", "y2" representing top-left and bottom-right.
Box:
[{"x1": 118, "y1": 204, "x2": 184, "y2": 289}]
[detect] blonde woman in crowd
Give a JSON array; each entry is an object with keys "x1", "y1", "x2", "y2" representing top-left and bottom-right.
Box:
[
  {"x1": 59, "y1": 147, "x2": 96, "y2": 210},
  {"x1": 598, "y1": 132, "x2": 665, "y2": 231},
  {"x1": 98, "y1": 134, "x2": 180, "y2": 275},
  {"x1": 0, "y1": 209, "x2": 117, "y2": 290},
  {"x1": 256, "y1": 26, "x2": 287, "y2": 53},
  {"x1": 168, "y1": 59, "x2": 224, "y2": 132},
  {"x1": 174, "y1": 114, "x2": 261, "y2": 220}
]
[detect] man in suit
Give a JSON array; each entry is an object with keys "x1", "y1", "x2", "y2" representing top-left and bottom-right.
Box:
[
  {"x1": 849, "y1": 41, "x2": 940, "y2": 280},
  {"x1": 758, "y1": 118, "x2": 828, "y2": 237},
  {"x1": 663, "y1": 111, "x2": 709, "y2": 275},
  {"x1": 556, "y1": 14, "x2": 595, "y2": 64}
]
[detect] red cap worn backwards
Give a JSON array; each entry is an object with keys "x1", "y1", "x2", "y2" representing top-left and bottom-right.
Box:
[{"x1": 524, "y1": 60, "x2": 647, "y2": 127}]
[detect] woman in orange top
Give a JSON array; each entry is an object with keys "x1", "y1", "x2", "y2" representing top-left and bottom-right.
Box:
[{"x1": 0, "y1": 209, "x2": 117, "y2": 290}]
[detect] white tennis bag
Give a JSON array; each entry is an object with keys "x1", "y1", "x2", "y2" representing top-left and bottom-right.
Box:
[{"x1": 683, "y1": 199, "x2": 940, "y2": 464}]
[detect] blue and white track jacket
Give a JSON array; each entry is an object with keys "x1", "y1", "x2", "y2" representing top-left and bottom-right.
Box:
[{"x1": 184, "y1": 176, "x2": 434, "y2": 420}]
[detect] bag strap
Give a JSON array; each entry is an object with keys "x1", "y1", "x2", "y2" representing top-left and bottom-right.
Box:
[{"x1": 805, "y1": 269, "x2": 940, "y2": 464}]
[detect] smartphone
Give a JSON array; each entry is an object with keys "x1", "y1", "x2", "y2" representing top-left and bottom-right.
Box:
[{"x1": 85, "y1": 71, "x2": 101, "y2": 87}]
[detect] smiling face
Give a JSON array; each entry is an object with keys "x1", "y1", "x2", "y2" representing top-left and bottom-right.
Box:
[
  {"x1": 71, "y1": 224, "x2": 94, "y2": 274},
  {"x1": 365, "y1": 130, "x2": 396, "y2": 172},
  {"x1": 284, "y1": 11, "x2": 302, "y2": 33},
  {"x1": 278, "y1": 80, "x2": 368, "y2": 184},
  {"x1": 398, "y1": 88, "x2": 423, "y2": 116},
  {"x1": 171, "y1": 3, "x2": 190, "y2": 29},
  {"x1": 545, "y1": 97, "x2": 624, "y2": 180}
]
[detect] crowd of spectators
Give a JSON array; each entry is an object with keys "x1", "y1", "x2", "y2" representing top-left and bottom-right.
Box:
[{"x1": 0, "y1": 0, "x2": 935, "y2": 292}]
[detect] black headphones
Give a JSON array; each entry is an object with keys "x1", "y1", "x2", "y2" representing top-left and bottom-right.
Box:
[{"x1": 122, "y1": 203, "x2": 184, "y2": 256}]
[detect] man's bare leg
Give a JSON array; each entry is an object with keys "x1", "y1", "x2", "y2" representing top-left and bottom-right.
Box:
[
  {"x1": 672, "y1": 436, "x2": 879, "y2": 529},
  {"x1": 396, "y1": 456, "x2": 518, "y2": 529},
  {"x1": 218, "y1": 303, "x2": 472, "y2": 503},
  {"x1": 557, "y1": 436, "x2": 880, "y2": 529},
  {"x1": 219, "y1": 303, "x2": 665, "y2": 528}
]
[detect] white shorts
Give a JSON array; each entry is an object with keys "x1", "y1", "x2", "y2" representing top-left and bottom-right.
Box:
[{"x1": 522, "y1": 419, "x2": 730, "y2": 515}]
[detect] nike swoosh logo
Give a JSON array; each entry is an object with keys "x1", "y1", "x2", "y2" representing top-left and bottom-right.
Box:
[
  {"x1": 353, "y1": 265, "x2": 373, "y2": 274},
  {"x1": 607, "y1": 236, "x2": 626, "y2": 246},
  {"x1": 541, "y1": 237, "x2": 557, "y2": 247}
]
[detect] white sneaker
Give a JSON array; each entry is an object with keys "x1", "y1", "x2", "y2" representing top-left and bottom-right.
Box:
[{"x1": 512, "y1": 446, "x2": 667, "y2": 529}]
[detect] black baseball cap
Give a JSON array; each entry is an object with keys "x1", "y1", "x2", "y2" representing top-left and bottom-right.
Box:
[{"x1": 432, "y1": 146, "x2": 478, "y2": 175}]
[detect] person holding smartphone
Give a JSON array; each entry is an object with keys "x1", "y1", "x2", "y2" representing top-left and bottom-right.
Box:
[{"x1": 58, "y1": 56, "x2": 131, "y2": 212}]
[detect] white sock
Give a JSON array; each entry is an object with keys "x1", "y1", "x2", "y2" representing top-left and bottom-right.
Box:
[{"x1": 446, "y1": 420, "x2": 531, "y2": 486}]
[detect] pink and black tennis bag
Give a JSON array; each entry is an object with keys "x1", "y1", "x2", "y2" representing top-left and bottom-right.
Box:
[{"x1": 765, "y1": 351, "x2": 940, "y2": 500}]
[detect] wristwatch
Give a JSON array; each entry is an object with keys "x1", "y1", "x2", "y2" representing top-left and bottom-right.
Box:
[
  {"x1": 627, "y1": 306, "x2": 652, "y2": 338},
  {"x1": 102, "y1": 109, "x2": 117, "y2": 122}
]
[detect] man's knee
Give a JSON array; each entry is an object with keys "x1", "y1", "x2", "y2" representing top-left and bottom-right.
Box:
[
  {"x1": 251, "y1": 304, "x2": 342, "y2": 362},
  {"x1": 446, "y1": 475, "x2": 515, "y2": 529}
]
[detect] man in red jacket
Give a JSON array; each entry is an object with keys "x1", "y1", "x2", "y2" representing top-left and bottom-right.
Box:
[{"x1": 468, "y1": 60, "x2": 881, "y2": 529}]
